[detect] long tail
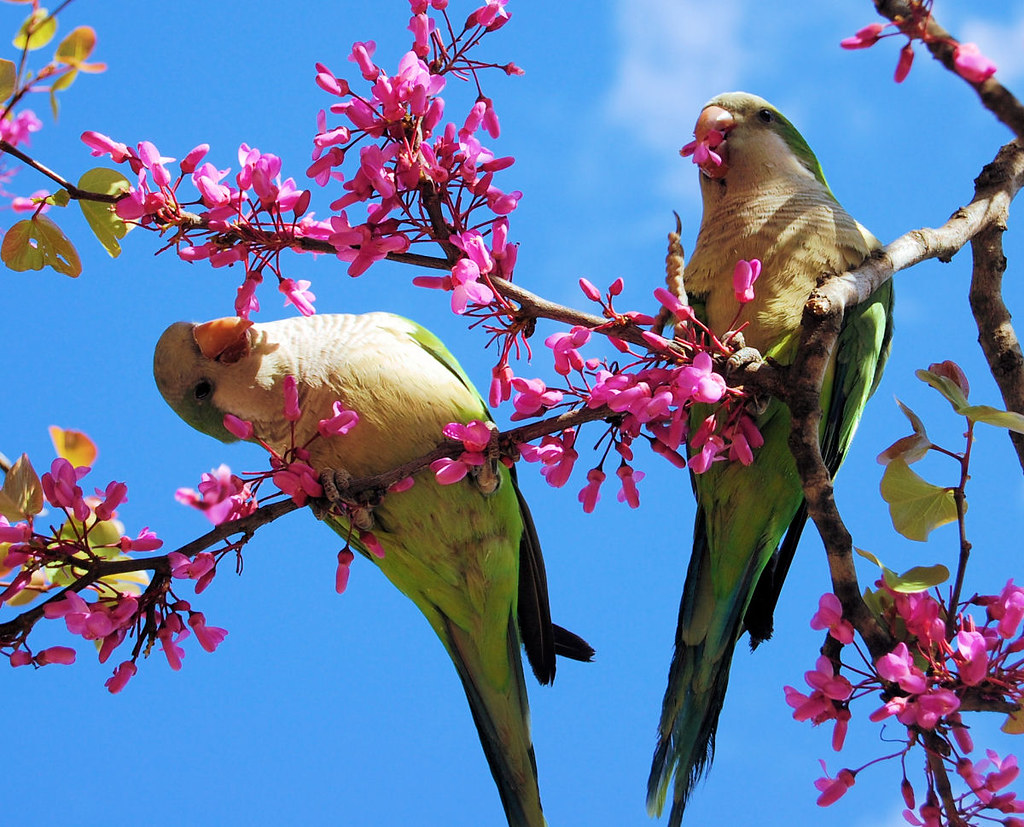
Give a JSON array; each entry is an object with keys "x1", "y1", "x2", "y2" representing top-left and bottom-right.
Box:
[
  {"x1": 646, "y1": 513, "x2": 764, "y2": 827},
  {"x1": 442, "y1": 613, "x2": 546, "y2": 827}
]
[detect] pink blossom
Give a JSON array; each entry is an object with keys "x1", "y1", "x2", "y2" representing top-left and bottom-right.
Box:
[
  {"x1": 877, "y1": 642, "x2": 927, "y2": 693},
  {"x1": 810, "y1": 592, "x2": 855, "y2": 644},
  {"x1": 840, "y1": 23, "x2": 884, "y2": 50},
  {"x1": 616, "y1": 464, "x2": 644, "y2": 508},
  {"x1": 448, "y1": 257, "x2": 494, "y2": 313},
  {"x1": 578, "y1": 467, "x2": 605, "y2": 513},
  {"x1": 732, "y1": 258, "x2": 761, "y2": 304},
  {"x1": 955, "y1": 629, "x2": 989, "y2": 686},
  {"x1": 520, "y1": 430, "x2": 579, "y2": 488},
  {"x1": 179, "y1": 143, "x2": 209, "y2": 174},
  {"x1": 0, "y1": 110, "x2": 41, "y2": 147},
  {"x1": 81, "y1": 130, "x2": 132, "y2": 163},
  {"x1": 0, "y1": 517, "x2": 30, "y2": 544},
  {"x1": 360, "y1": 530, "x2": 385, "y2": 559},
  {"x1": 157, "y1": 625, "x2": 188, "y2": 671},
  {"x1": 895, "y1": 43, "x2": 915, "y2": 83},
  {"x1": 653, "y1": 287, "x2": 695, "y2": 323},
  {"x1": 680, "y1": 128, "x2": 725, "y2": 171},
  {"x1": 9, "y1": 650, "x2": 32, "y2": 667},
  {"x1": 282, "y1": 374, "x2": 302, "y2": 422},
  {"x1": 467, "y1": 0, "x2": 510, "y2": 31},
  {"x1": 318, "y1": 402, "x2": 360, "y2": 438},
  {"x1": 804, "y1": 655, "x2": 853, "y2": 701},
  {"x1": 489, "y1": 363, "x2": 513, "y2": 407},
  {"x1": 41, "y1": 458, "x2": 90, "y2": 521},
  {"x1": 990, "y1": 580, "x2": 1024, "y2": 638},
  {"x1": 192, "y1": 162, "x2": 233, "y2": 206},
  {"x1": 511, "y1": 376, "x2": 563, "y2": 420},
  {"x1": 579, "y1": 278, "x2": 602, "y2": 302},
  {"x1": 168, "y1": 550, "x2": 216, "y2": 582},
  {"x1": 280, "y1": 278, "x2": 317, "y2": 316},
  {"x1": 235, "y1": 272, "x2": 262, "y2": 319},
  {"x1": 105, "y1": 660, "x2": 137, "y2": 693},
  {"x1": 953, "y1": 42, "x2": 997, "y2": 84},
  {"x1": 93, "y1": 480, "x2": 128, "y2": 522},
  {"x1": 119, "y1": 527, "x2": 163, "y2": 552},
  {"x1": 431, "y1": 456, "x2": 472, "y2": 485},
  {"x1": 546, "y1": 326, "x2": 591, "y2": 375},
  {"x1": 175, "y1": 465, "x2": 256, "y2": 525},
  {"x1": 814, "y1": 762, "x2": 856, "y2": 807},
  {"x1": 224, "y1": 413, "x2": 255, "y2": 440},
  {"x1": 35, "y1": 646, "x2": 76, "y2": 666},
  {"x1": 335, "y1": 548, "x2": 355, "y2": 593},
  {"x1": 273, "y1": 460, "x2": 324, "y2": 505},
  {"x1": 188, "y1": 612, "x2": 228, "y2": 653},
  {"x1": 677, "y1": 352, "x2": 727, "y2": 404}
]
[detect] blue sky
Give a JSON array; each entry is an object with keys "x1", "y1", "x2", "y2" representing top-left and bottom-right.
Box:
[{"x1": 4, "y1": 2, "x2": 1024, "y2": 825}]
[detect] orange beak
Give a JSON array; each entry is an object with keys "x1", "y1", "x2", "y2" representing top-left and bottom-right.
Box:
[{"x1": 193, "y1": 316, "x2": 253, "y2": 364}]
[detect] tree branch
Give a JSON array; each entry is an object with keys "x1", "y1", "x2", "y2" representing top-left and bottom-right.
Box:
[
  {"x1": 873, "y1": 0, "x2": 1024, "y2": 140},
  {"x1": 783, "y1": 138, "x2": 1024, "y2": 660}
]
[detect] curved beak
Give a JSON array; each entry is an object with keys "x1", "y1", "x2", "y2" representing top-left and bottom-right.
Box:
[{"x1": 194, "y1": 316, "x2": 253, "y2": 364}]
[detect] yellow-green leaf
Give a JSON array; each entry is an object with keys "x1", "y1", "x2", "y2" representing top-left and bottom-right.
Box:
[
  {"x1": 45, "y1": 189, "x2": 71, "y2": 208},
  {"x1": 1003, "y1": 706, "x2": 1024, "y2": 735},
  {"x1": 0, "y1": 453, "x2": 42, "y2": 520},
  {"x1": 1, "y1": 214, "x2": 82, "y2": 276},
  {"x1": 49, "y1": 426, "x2": 97, "y2": 467},
  {"x1": 54, "y1": 26, "x2": 95, "y2": 65},
  {"x1": 960, "y1": 404, "x2": 1024, "y2": 433},
  {"x1": 855, "y1": 547, "x2": 949, "y2": 594},
  {"x1": 13, "y1": 9, "x2": 57, "y2": 51},
  {"x1": 917, "y1": 368, "x2": 970, "y2": 413},
  {"x1": 77, "y1": 168, "x2": 129, "y2": 257},
  {"x1": 880, "y1": 457, "x2": 960, "y2": 542},
  {"x1": 0, "y1": 58, "x2": 16, "y2": 102}
]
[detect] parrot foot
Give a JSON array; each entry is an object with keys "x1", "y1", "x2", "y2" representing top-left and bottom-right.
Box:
[
  {"x1": 318, "y1": 468, "x2": 379, "y2": 531},
  {"x1": 725, "y1": 345, "x2": 762, "y2": 377},
  {"x1": 468, "y1": 422, "x2": 502, "y2": 496}
]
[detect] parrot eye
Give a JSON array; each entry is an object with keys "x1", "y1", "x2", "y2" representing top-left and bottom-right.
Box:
[
  {"x1": 757, "y1": 108, "x2": 775, "y2": 124},
  {"x1": 193, "y1": 379, "x2": 213, "y2": 401}
]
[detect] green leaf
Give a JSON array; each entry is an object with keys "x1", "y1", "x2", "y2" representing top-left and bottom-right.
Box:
[
  {"x1": 879, "y1": 457, "x2": 960, "y2": 542},
  {"x1": 855, "y1": 547, "x2": 949, "y2": 593},
  {"x1": 0, "y1": 58, "x2": 16, "y2": 102},
  {"x1": 1, "y1": 214, "x2": 82, "y2": 276},
  {"x1": 960, "y1": 404, "x2": 1024, "y2": 433},
  {"x1": 77, "y1": 168, "x2": 130, "y2": 257},
  {"x1": 13, "y1": 9, "x2": 57, "y2": 51},
  {"x1": 46, "y1": 189, "x2": 71, "y2": 207},
  {"x1": 0, "y1": 453, "x2": 42, "y2": 520},
  {"x1": 917, "y1": 368, "x2": 970, "y2": 412},
  {"x1": 54, "y1": 26, "x2": 95, "y2": 65}
]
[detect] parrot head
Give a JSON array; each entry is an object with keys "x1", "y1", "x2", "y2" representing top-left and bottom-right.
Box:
[
  {"x1": 685, "y1": 91, "x2": 828, "y2": 191},
  {"x1": 153, "y1": 316, "x2": 261, "y2": 444}
]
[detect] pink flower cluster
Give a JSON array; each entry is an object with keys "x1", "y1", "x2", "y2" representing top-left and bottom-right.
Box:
[
  {"x1": 841, "y1": 5, "x2": 997, "y2": 85},
  {"x1": 786, "y1": 582, "x2": 1024, "y2": 823},
  {"x1": 431, "y1": 420, "x2": 493, "y2": 484}
]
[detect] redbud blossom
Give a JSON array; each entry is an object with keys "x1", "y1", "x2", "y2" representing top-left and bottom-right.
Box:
[
  {"x1": 280, "y1": 278, "x2": 317, "y2": 317},
  {"x1": 953, "y1": 42, "x2": 997, "y2": 84},
  {"x1": 810, "y1": 592, "x2": 855, "y2": 644},
  {"x1": 616, "y1": 464, "x2": 644, "y2": 508},
  {"x1": 360, "y1": 530, "x2": 385, "y2": 559},
  {"x1": 36, "y1": 646, "x2": 77, "y2": 666},
  {"x1": 814, "y1": 763, "x2": 856, "y2": 807},
  {"x1": 318, "y1": 402, "x2": 360, "y2": 438},
  {"x1": 895, "y1": 43, "x2": 914, "y2": 83},
  {"x1": 105, "y1": 661, "x2": 137, "y2": 693},
  {"x1": 578, "y1": 468, "x2": 605, "y2": 513},
  {"x1": 188, "y1": 612, "x2": 228, "y2": 653},
  {"x1": 224, "y1": 414, "x2": 255, "y2": 440},
  {"x1": 840, "y1": 23, "x2": 884, "y2": 50},
  {"x1": 732, "y1": 258, "x2": 761, "y2": 303},
  {"x1": 336, "y1": 548, "x2": 355, "y2": 594}
]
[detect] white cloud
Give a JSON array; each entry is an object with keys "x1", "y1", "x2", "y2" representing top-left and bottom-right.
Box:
[
  {"x1": 603, "y1": 0, "x2": 746, "y2": 156},
  {"x1": 960, "y1": 15, "x2": 1024, "y2": 83}
]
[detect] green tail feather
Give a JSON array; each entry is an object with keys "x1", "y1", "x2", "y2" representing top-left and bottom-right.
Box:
[
  {"x1": 647, "y1": 513, "x2": 771, "y2": 826},
  {"x1": 442, "y1": 613, "x2": 546, "y2": 827}
]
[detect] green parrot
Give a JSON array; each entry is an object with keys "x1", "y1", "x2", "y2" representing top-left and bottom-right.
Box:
[
  {"x1": 647, "y1": 92, "x2": 893, "y2": 824},
  {"x1": 153, "y1": 311, "x2": 592, "y2": 827}
]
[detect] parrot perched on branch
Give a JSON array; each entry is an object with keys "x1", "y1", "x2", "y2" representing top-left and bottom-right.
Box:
[
  {"x1": 647, "y1": 92, "x2": 894, "y2": 824},
  {"x1": 153, "y1": 311, "x2": 592, "y2": 827}
]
